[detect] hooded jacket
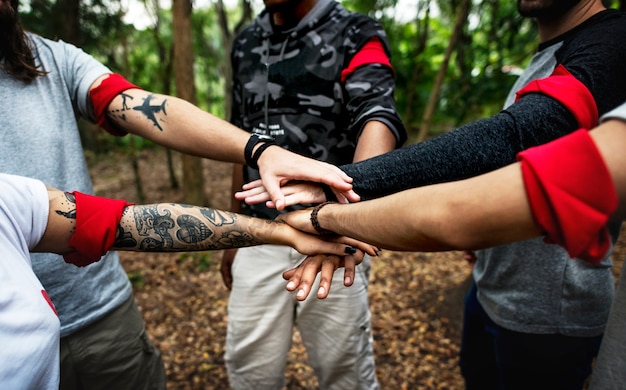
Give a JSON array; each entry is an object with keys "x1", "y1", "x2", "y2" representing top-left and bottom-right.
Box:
[{"x1": 230, "y1": 0, "x2": 406, "y2": 218}]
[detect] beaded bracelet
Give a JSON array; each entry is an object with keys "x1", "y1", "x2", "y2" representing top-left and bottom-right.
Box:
[{"x1": 310, "y1": 201, "x2": 335, "y2": 236}]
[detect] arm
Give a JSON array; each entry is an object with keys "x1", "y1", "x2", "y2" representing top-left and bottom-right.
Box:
[
  {"x1": 32, "y1": 188, "x2": 377, "y2": 261},
  {"x1": 286, "y1": 120, "x2": 626, "y2": 251},
  {"x1": 282, "y1": 163, "x2": 539, "y2": 252},
  {"x1": 89, "y1": 75, "x2": 358, "y2": 210},
  {"x1": 343, "y1": 95, "x2": 579, "y2": 200}
]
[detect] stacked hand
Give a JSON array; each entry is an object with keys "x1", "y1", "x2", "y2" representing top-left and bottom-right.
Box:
[
  {"x1": 276, "y1": 208, "x2": 381, "y2": 301},
  {"x1": 234, "y1": 179, "x2": 379, "y2": 301},
  {"x1": 235, "y1": 179, "x2": 359, "y2": 208},
  {"x1": 220, "y1": 216, "x2": 378, "y2": 300},
  {"x1": 256, "y1": 149, "x2": 361, "y2": 210}
]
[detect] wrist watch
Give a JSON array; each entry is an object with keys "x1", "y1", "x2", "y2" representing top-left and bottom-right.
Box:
[{"x1": 244, "y1": 133, "x2": 276, "y2": 169}]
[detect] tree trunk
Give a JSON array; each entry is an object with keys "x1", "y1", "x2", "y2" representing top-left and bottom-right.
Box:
[
  {"x1": 147, "y1": 0, "x2": 179, "y2": 189},
  {"x1": 55, "y1": 0, "x2": 81, "y2": 45},
  {"x1": 215, "y1": 0, "x2": 253, "y2": 120},
  {"x1": 402, "y1": 0, "x2": 430, "y2": 130},
  {"x1": 416, "y1": 0, "x2": 471, "y2": 141},
  {"x1": 173, "y1": 0, "x2": 208, "y2": 206}
]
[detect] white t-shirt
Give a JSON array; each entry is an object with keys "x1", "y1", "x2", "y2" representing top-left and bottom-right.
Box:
[{"x1": 0, "y1": 173, "x2": 60, "y2": 389}]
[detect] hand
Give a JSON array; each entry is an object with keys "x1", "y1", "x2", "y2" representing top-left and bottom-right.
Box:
[
  {"x1": 275, "y1": 207, "x2": 318, "y2": 235},
  {"x1": 256, "y1": 147, "x2": 361, "y2": 210},
  {"x1": 282, "y1": 250, "x2": 365, "y2": 301},
  {"x1": 283, "y1": 226, "x2": 379, "y2": 258},
  {"x1": 235, "y1": 179, "x2": 360, "y2": 209},
  {"x1": 220, "y1": 248, "x2": 238, "y2": 290}
]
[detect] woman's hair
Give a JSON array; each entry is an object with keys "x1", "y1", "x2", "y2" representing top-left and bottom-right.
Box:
[{"x1": 0, "y1": 0, "x2": 47, "y2": 83}]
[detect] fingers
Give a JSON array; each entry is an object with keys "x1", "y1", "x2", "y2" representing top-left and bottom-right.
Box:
[
  {"x1": 342, "y1": 254, "x2": 357, "y2": 287},
  {"x1": 332, "y1": 188, "x2": 361, "y2": 204},
  {"x1": 238, "y1": 181, "x2": 328, "y2": 209},
  {"x1": 262, "y1": 175, "x2": 286, "y2": 211},
  {"x1": 316, "y1": 258, "x2": 339, "y2": 299},
  {"x1": 241, "y1": 179, "x2": 264, "y2": 191},
  {"x1": 333, "y1": 236, "x2": 379, "y2": 257},
  {"x1": 234, "y1": 183, "x2": 271, "y2": 205},
  {"x1": 316, "y1": 163, "x2": 354, "y2": 191},
  {"x1": 283, "y1": 252, "x2": 360, "y2": 301}
]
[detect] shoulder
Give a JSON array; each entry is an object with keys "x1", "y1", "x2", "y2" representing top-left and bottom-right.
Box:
[{"x1": 26, "y1": 32, "x2": 103, "y2": 71}]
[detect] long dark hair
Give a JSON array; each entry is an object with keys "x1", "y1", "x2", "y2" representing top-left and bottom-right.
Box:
[{"x1": 0, "y1": 0, "x2": 47, "y2": 82}]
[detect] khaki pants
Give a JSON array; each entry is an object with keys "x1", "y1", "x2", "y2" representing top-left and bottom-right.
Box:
[
  {"x1": 226, "y1": 244, "x2": 378, "y2": 390},
  {"x1": 59, "y1": 295, "x2": 167, "y2": 390}
]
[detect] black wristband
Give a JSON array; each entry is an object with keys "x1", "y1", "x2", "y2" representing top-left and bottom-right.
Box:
[
  {"x1": 244, "y1": 134, "x2": 275, "y2": 169},
  {"x1": 250, "y1": 142, "x2": 276, "y2": 170},
  {"x1": 310, "y1": 201, "x2": 335, "y2": 236}
]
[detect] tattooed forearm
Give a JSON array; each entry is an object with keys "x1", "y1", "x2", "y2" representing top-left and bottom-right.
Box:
[{"x1": 113, "y1": 204, "x2": 268, "y2": 252}]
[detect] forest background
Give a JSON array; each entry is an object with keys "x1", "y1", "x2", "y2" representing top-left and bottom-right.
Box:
[{"x1": 18, "y1": 0, "x2": 626, "y2": 388}]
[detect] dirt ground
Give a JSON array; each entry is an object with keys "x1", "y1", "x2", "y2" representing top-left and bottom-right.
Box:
[{"x1": 89, "y1": 147, "x2": 625, "y2": 390}]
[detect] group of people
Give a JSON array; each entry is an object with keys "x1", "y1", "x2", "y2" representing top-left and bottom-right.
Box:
[{"x1": 2, "y1": 0, "x2": 626, "y2": 389}]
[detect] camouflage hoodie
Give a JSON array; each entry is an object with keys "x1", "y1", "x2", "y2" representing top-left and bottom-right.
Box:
[{"x1": 230, "y1": 0, "x2": 406, "y2": 218}]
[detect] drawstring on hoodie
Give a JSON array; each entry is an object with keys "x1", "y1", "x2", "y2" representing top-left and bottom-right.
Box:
[{"x1": 262, "y1": 36, "x2": 290, "y2": 130}]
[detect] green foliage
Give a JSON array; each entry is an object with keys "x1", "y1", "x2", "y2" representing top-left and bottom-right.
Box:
[
  {"x1": 19, "y1": 0, "x2": 542, "y2": 148},
  {"x1": 20, "y1": 0, "x2": 129, "y2": 57},
  {"x1": 192, "y1": 7, "x2": 227, "y2": 115},
  {"x1": 178, "y1": 252, "x2": 213, "y2": 272},
  {"x1": 377, "y1": 0, "x2": 538, "y2": 137},
  {"x1": 127, "y1": 270, "x2": 145, "y2": 288}
]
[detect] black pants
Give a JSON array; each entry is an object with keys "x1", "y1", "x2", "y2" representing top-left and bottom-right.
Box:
[{"x1": 459, "y1": 282, "x2": 602, "y2": 390}]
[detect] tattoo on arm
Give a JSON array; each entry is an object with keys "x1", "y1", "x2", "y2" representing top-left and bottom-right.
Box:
[
  {"x1": 133, "y1": 94, "x2": 167, "y2": 131},
  {"x1": 106, "y1": 92, "x2": 133, "y2": 123},
  {"x1": 113, "y1": 204, "x2": 264, "y2": 252},
  {"x1": 106, "y1": 93, "x2": 168, "y2": 131},
  {"x1": 53, "y1": 192, "x2": 77, "y2": 235}
]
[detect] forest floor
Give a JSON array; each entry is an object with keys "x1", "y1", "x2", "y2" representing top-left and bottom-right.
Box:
[{"x1": 89, "y1": 147, "x2": 626, "y2": 390}]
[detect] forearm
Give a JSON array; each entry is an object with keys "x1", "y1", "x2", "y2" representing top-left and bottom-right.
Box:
[
  {"x1": 316, "y1": 165, "x2": 540, "y2": 252},
  {"x1": 112, "y1": 204, "x2": 291, "y2": 252},
  {"x1": 353, "y1": 120, "x2": 398, "y2": 162},
  {"x1": 106, "y1": 89, "x2": 250, "y2": 164},
  {"x1": 342, "y1": 95, "x2": 577, "y2": 200}
]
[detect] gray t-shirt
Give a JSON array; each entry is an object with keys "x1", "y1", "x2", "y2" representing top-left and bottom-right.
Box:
[
  {"x1": 0, "y1": 33, "x2": 132, "y2": 337},
  {"x1": 473, "y1": 38, "x2": 616, "y2": 337}
]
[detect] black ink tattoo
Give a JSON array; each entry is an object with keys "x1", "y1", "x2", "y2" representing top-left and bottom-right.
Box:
[
  {"x1": 106, "y1": 92, "x2": 134, "y2": 122},
  {"x1": 133, "y1": 94, "x2": 167, "y2": 131},
  {"x1": 200, "y1": 208, "x2": 236, "y2": 226},
  {"x1": 217, "y1": 231, "x2": 259, "y2": 248},
  {"x1": 134, "y1": 205, "x2": 175, "y2": 248},
  {"x1": 55, "y1": 192, "x2": 77, "y2": 219},
  {"x1": 114, "y1": 225, "x2": 137, "y2": 248},
  {"x1": 176, "y1": 214, "x2": 213, "y2": 244}
]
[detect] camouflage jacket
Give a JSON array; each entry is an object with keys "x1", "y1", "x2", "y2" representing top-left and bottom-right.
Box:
[{"x1": 230, "y1": 0, "x2": 406, "y2": 218}]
